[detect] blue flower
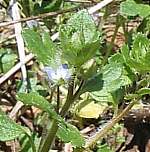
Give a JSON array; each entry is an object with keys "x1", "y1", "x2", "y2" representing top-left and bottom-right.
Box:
[
  {"x1": 43, "y1": 64, "x2": 71, "y2": 84},
  {"x1": 26, "y1": 20, "x2": 38, "y2": 28}
]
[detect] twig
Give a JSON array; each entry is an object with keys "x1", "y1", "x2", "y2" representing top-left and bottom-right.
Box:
[
  {"x1": 8, "y1": 2, "x2": 31, "y2": 119},
  {"x1": 0, "y1": 6, "x2": 79, "y2": 28},
  {"x1": 9, "y1": 101, "x2": 23, "y2": 120},
  {"x1": 0, "y1": 0, "x2": 114, "y2": 46},
  {"x1": 10, "y1": 0, "x2": 27, "y2": 85},
  {"x1": 64, "y1": 143, "x2": 73, "y2": 152},
  {"x1": 88, "y1": 0, "x2": 114, "y2": 14},
  {"x1": 65, "y1": 0, "x2": 92, "y2": 3},
  {"x1": 84, "y1": 100, "x2": 136, "y2": 150},
  {"x1": 0, "y1": 53, "x2": 34, "y2": 85},
  {"x1": 0, "y1": 0, "x2": 114, "y2": 28},
  {"x1": 80, "y1": 124, "x2": 95, "y2": 134},
  {"x1": 51, "y1": 32, "x2": 59, "y2": 41}
]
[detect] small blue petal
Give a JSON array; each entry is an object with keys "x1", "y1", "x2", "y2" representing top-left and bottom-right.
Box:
[
  {"x1": 62, "y1": 64, "x2": 69, "y2": 69},
  {"x1": 43, "y1": 64, "x2": 71, "y2": 83},
  {"x1": 43, "y1": 67, "x2": 55, "y2": 80},
  {"x1": 26, "y1": 20, "x2": 38, "y2": 28}
]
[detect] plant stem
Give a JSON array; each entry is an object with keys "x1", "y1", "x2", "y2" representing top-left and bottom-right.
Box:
[
  {"x1": 73, "y1": 80, "x2": 85, "y2": 101},
  {"x1": 39, "y1": 81, "x2": 74, "y2": 152},
  {"x1": 38, "y1": 119, "x2": 58, "y2": 152},
  {"x1": 56, "y1": 85, "x2": 60, "y2": 113},
  {"x1": 60, "y1": 80, "x2": 84, "y2": 116},
  {"x1": 84, "y1": 99, "x2": 136, "y2": 150},
  {"x1": 60, "y1": 82, "x2": 74, "y2": 116},
  {"x1": 122, "y1": 19, "x2": 128, "y2": 44},
  {"x1": 102, "y1": 16, "x2": 120, "y2": 65},
  {"x1": 26, "y1": 133, "x2": 36, "y2": 152},
  {"x1": 39, "y1": 79, "x2": 84, "y2": 152},
  {"x1": 39, "y1": 84, "x2": 73, "y2": 152}
]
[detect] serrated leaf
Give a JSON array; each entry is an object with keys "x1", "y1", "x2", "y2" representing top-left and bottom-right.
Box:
[
  {"x1": 120, "y1": 0, "x2": 150, "y2": 18},
  {"x1": 23, "y1": 29, "x2": 57, "y2": 66},
  {"x1": 137, "y1": 88, "x2": 150, "y2": 96},
  {"x1": 121, "y1": 34, "x2": 150, "y2": 72},
  {"x1": 82, "y1": 63, "x2": 123, "y2": 93},
  {"x1": 90, "y1": 90, "x2": 110, "y2": 103},
  {"x1": 90, "y1": 89, "x2": 123, "y2": 106},
  {"x1": 132, "y1": 33, "x2": 149, "y2": 61},
  {"x1": 17, "y1": 92, "x2": 60, "y2": 121},
  {"x1": 82, "y1": 62, "x2": 130, "y2": 105},
  {"x1": 108, "y1": 53, "x2": 124, "y2": 64},
  {"x1": 60, "y1": 9, "x2": 101, "y2": 66},
  {"x1": 103, "y1": 63, "x2": 123, "y2": 85},
  {"x1": 0, "y1": 110, "x2": 25, "y2": 141},
  {"x1": 108, "y1": 53, "x2": 135, "y2": 85},
  {"x1": 57, "y1": 123, "x2": 85, "y2": 147}
]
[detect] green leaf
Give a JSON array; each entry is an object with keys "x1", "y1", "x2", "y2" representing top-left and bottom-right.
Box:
[
  {"x1": 90, "y1": 89, "x2": 123, "y2": 106},
  {"x1": 23, "y1": 29, "x2": 57, "y2": 66},
  {"x1": 120, "y1": 0, "x2": 150, "y2": 18},
  {"x1": 103, "y1": 63, "x2": 122, "y2": 79},
  {"x1": 82, "y1": 63, "x2": 123, "y2": 93},
  {"x1": 57, "y1": 123, "x2": 85, "y2": 147},
  {"x1": 137, "y1": 88, "x2": 150, "y2": 96},
  {"x1": 108, "y1": 53, "x2": 124, "y2": 64},
  {"x1": 17, "y1": 92, "x2": 60, "y2": 121},
  {"x1": 60, "y1": 9, "x2": 101, "y2": 66},
  {"x1": 0, "y1": 51, "x2": 17, "y2": 73},
  {"x1": 34, "y1": 0, "x2": 62, "y2": 14},
  {"x1": 82, "y1": 62, "x2": 131, "y2": 105},
  {"x1": 121, "y1": 33, "x2": 150, "y2": 72},
  {"x1": 20, "y1": 133, "x2": 40, "y2": 152},
  {"x1": 81, "y1": 73, "x2": 103, "y2": 93},
  {"x1": 108, "y1": 53, "x2": 135, "y2": 84},
  {"x1": 97, "y1": 144, "x2": 113, "y2": 152},
  {"x1": 0, "y1": 109, "x2": 25, "y2": 141},
  {"x1": 124, "y1": 93, "x2": 138, "y2": 100}
]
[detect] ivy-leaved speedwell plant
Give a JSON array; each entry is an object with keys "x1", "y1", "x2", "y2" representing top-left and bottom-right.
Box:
[
  {"x1": 0, "y1": 0, "x2": 150, "y2": 151},
  {"x1": 20, "y1": 9, "x2": 101, "y2": 152}
]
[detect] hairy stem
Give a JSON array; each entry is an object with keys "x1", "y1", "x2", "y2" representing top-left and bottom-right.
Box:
[
  {"x1": 56, "y1": 85, "x2": 60, "y2": 113},
  {"x1": 26, "y1": 134, "x2": 36, "y2": 152},
  {"x1": 39, "y1": 119, "x2": 58, "y2": 152},
  {"x1": 60, "y1": 79, "x2": 85, "y2": 116},
  {"x1": 84, "y1": 99, "x2": 136, "y2": 150},
  {"x1": 39, "y1": 83, "x2": 74, "y2": 152},
  {"x1": 39, "y1": 79, "x2": 84, "y2": 152},
  {"x1": 60, "y1": 82, "x2": 74, "y2": 116}
]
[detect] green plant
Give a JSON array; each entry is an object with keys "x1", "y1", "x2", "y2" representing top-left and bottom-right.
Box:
[{"x1": 0, "y1": 0, "x2": 150, "y2": 152}]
